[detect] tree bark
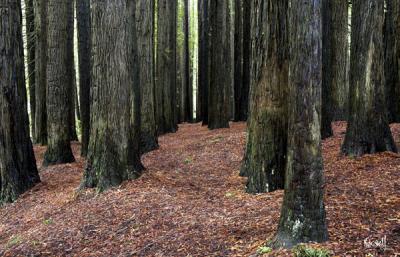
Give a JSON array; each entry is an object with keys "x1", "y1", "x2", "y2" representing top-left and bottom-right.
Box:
[
  {"x1": 43, "y1": 0, "x2": 75, "y2": 166},
  {"x1": 207, "y1": 0, "x2": 231, "y2": 130},
  {"x1": 342, "y1": 0, "x2": 397, "y2": 156},
  {"x1": 26, "y1": 0, "x2": 36, "y2": 136},
  {"x1": 80, "y1": 0, "x2": 143, "y2": 192},
  {"x1": 271, "y1": 0, "x2": 328, "y2": 248},
  {"x1": 136, "y1": 0, "x2": 159, "y2": 153},
  {"x1": 0, "y1": 0, "x2": 40, "y2": 203},
  {"x1": 240, "y1": 0, "x2": 288, "y2": 193},
  {"x1": 155, "y1": 0, "x2": 178, "y2": 134},
  {"x1": 239, "y1": 0, "x2": 251, "y2": 121},
  {"x1": 33, "y1": 0, "x2": 47, "y2": 145},
  {"x1": 76, "y1": 0, "x2": 91, "y2": 156}
]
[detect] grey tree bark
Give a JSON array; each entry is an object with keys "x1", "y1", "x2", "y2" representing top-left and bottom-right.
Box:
[{"x1": 0, "y1": 0, "x2": 40, "y2": 203}]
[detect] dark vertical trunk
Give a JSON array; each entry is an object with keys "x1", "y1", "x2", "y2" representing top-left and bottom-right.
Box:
[
  {"x1": 234, "y1": 0, "x2": 243, "y2": 122},
  {"x1": 77, "y1": 0, "x2": 91, "y2": 156},
  {"x1": 384, "y1": 0, "x2": 400, "y2": 123},
  {"x1": 81, "y1": 0, "x2": 143, "y2": 192},
  {"x1": 136, "y1": 0, "x2": 159, "y2": 153},
  {"x1": 239, "y1": 0, "x2": 251, "y2": 121},
  {"x1": 240, "y1": 0, "x2": 288, "y2": 193},
  {"x1": 271, "y1": 0, "x2": 328, "y2": 248},
  {"x1": 33, "y1": 0, "x2": 47, "y2": 145},
  {"x1": 44, "y1": 0, "x2": 75, "y2": 166},
  {"x1": 342, "y1": 0, "x2": 397, "y2": 156},
  {"x1": 321, "y1": 0, "x2": 334, "y2": 139},
  {"x1": 183, "y1": 0, "x2": 192, "y2": 122},
  {"x1": 155, "y1": 0, "x2": 178, "y2": 134},
  {"x1": 26, "y1": 0, "x2": 36, "y2": 136},
  {"x1": 208, "y1": 0, "x2": 231, "y2": 130},
  {"x1": 198, "y1": 0, "x2": 210, "y2": 124},
  {"x1": 0, "y1": 0, "x2": 40, "y2": 203}
]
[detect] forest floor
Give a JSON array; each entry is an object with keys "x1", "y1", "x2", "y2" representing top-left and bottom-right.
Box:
[{"x1": 0, "y1": 122, "x2": 399, "y2": 257}]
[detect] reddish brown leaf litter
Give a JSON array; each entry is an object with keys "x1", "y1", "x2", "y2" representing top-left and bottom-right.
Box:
[{"x1": 0, "y1": 122, "x2": 399, "y2": 256}]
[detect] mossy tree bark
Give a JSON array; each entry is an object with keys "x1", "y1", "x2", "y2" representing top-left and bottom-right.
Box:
[
  {"x1": 26, "y1": 0, "x2": 36, "y2": 136},
  {"x1": 43, "y1": 0, "x2": 75, "y2": 166},
  {"x1": 33, "y1": 0, "x2": 47, "y2": 145},
  {"x1": 136, "y1": 0, "x2": 159, "y2": 153},
  {"x1": 0, "y1": 0, "x2": 40, "y2": 203},
  {"x1": 155, "y1": 0, "x2": 178, "y2": 134},
  {"x1": 80, "y1": 0, "x2": 144, "y2": 192},
  {"x1": 76, "y1": 0, "x2": 91, "y2": 157},
  {"x1": 207, "y1": 0, "x2": 231, "y2": 130},
  {"x1": 240, "y1": 0, "x2": 288, "y2": 193},
  {"x1": 271, "y1": 0, "x2": 328, "y2": 248},
  {"x1": 342, "y1": 0, "x2": 397, "y2": 156}
]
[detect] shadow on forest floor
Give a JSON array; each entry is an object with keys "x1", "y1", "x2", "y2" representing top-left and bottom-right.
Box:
[{"x1": 0, "y1": 122, "x2": 399, "y2": 256}]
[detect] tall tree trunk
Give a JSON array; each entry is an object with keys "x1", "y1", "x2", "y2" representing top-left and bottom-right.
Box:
[
  {"x1": 44, "y1": 0, "x2": 75, "y2": 166},
  {"x1": 234, "y1": 0, "x2": 243, "y2": 122},
  {"x1": 81, "y1": 0, "x2": 143, "y2": 192},
  {"x1": 240, "y1": 0, "x2": 288, "y2": 193},
  {"x1": 183, "y1": 0, "x2": 192, "y2": 122},
  {"x1": 271, "y1": 0, "x2": 328, "y2": 248},
  {"x1": 77, "y1": 0, "x2": 91, "y2": 157},
  {"x1": 384, "y1": 0, "x2": 400, "y2": 123},
  {"x1": 198, "y1": 0, "x2": 210, "y2": 124},
  {"x1": 208, "y1": 0, "x2": 231, "y2": 130},
  {"x1": 342, "y1": 0, "x2": 397, "y2": 156},
  {"x1": 0, "y1": 0, "x2": 40, "y2": 203},
  {"x1": 34, "y1": 0, "x2": 47, "y2": 145},
  {"x1": 26, "y1": 0, "x2": 36, "y2": 136},
  {"x1": 155, "y1": 0, "x2": 178, "y2": 134},
  {"x1": 136, "y1": 0, "x2": 159, "y2": 153},
  {"x1": 239, "y1": 0, "x2": 251, "y2": 121}
]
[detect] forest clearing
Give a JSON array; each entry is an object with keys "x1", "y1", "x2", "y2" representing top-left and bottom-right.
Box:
[{"x1": 0, "y1": 122, "x2": 399, "y2": 256}]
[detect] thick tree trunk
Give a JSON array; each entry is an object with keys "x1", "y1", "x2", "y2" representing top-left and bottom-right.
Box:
[
  {"x1": 0, "y1": 0, "x2": 40, "y2": 203},
  {"x1": 43, "y1": 0, "x2": 75, "y2": 166},
  {"x1": 155, "y1": 0, "x2": 178, "y2": 134},
  {"x1": 240, "y1": 0, "x2": 288, "y2": 193},
  {"x1": 271, "y1": 0, "x2": 328, "y2": 248},
  {"x1": 77, "y1": 0, "x2": 91, "y2": 157},
  {"x1": 208, "y1": 0, "x2": 231, "y2": 130},
  {"x1": 342, "y1": 0, "x2": 397, "y2": 156},
  {"x1": 136, "y1": 0, "x2": 159, "y2": 153},
  {"x1": 384, "y1": 0, "x2": 400, "y2": 123},
  {"x1": 33, "y1": 0, "x2": 47, "y2": 145},
  {"x1": 26, "y1": 0, "x2": 36, "y2": 136},
  {"x1": 81, "y1": 0, "x2": 143, "y2": 192}
]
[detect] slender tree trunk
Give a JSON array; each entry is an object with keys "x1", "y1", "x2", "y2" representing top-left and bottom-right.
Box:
[
  {"x1": 342, "y1": 0, "x2": 397, "y2": 156},
  {"x1": 234, "y1": 0, "x2": 243, "y2": 122},
  {"x1": 155, "y1": 0, "x2": 178, "y2": 134},
  {"x1": 136, "y1": 0, "x2": 159, "y2": 153},
  {"x1": 239, "y1": 0, "x2": 251, "y2": 121},
  {"x1": 0, "y1": 0, "x2": 40, "y2": 203},
  {"x1": 77, "y1": 0, "x2": 91, "y2": 156},
  {"x1": 81, "y1": 0, "x2": 143, "y2": 192},
  {"x1": 384, "y1": 0, "x2": 400, "y2": 123},
  {"x1": 183, "y1": 0, "x2": 192, "y2": 122},
  {"x1": 208, "y1": 0, "x2": 231, "y2": 130},
  {"x1": 44, "y1": 0, "x2": 75, "y2": 166},
  {"x1": 271, "y1": 0, "x2": 328, "y2": 248},
  {"x1": 34, "y1": 0, "x2": 47, "y2": 145},
  {"x1": 241, "y1": 0, "x2": 288, "y2": 193},
  {"x1": 26, "y1": 0, "x2": 36, "y2": 136}
]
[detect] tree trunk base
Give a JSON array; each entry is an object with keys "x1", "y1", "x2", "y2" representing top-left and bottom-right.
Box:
[
  {"x1": 43, "y1": 144, "x2": 75, "y2": 166},
  {"x1": 140, "y1": 134, "x2": 159, "y2": 154}
]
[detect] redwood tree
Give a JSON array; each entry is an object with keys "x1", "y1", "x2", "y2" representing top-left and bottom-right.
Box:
[
  {"x1": 241, "y1": 0, "x2": 288, "y2": 193},
  {"x1": 0, "y1": 0, "x2": 40, "y2": 203},
  {"x1": 271, "y1": 0, "x2": 328, "y2": 248},
  {"x1": 342, "y1": 0, "x2": 397, "y2": 156},
  {"x1": 80, "y1": 0, "x2": 143, "y2": 192}
]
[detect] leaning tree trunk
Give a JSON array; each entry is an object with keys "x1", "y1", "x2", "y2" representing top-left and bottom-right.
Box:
[
  {"x1": 43, "y1": 0, "x2": 75, "y2": 166},
  {"x1": 80, "y1": 0, "x2": 143, "y2": 192},
  {"x1": 26, "y1": 0, "x2": 36, "y2": 136},
  {"x1": 271, "y1": 0, "x2": 328, "y2": 248},
  {"x1": 384, "y1": 0, "x2": 400, "y2": 123},
  {"x1": 155, "y1": 0, "x2": 178, "y2": 134},
  {"x1": 77, "y1": 0, "x2": 91, "y2": 156},
  {"x1": 136, "y1": 0, "x2": 159, "y2": 153},
  {"x1": 240, "y1": 0, "x2": 288, "y2": 193},
  {"x1": 207, "y1": 0, "x2": 231, "y2": 130},
  {"x1": 33, "y1": 0, "x2": 47, "y2": 145},
  {"x1": 342, "y1": 0, "x2": 397, "y2": 156},
  {"x1": 0, "y1": 0, "x2": 40, "y2": 203}
]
